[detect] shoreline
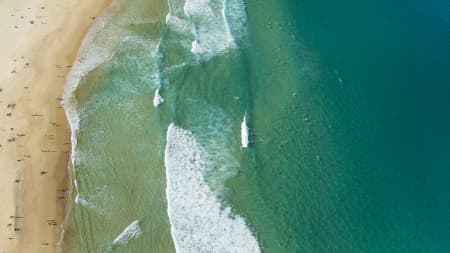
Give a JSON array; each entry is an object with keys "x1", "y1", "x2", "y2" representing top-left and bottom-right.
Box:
[{"x1": 0, "y1": 0, "x2": 111, "y2": 252}]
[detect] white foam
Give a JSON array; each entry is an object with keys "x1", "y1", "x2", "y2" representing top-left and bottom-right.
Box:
[
  {"x1": 241, "y1": 114, "x2": 249, "y2": 148},
  {"x1": 166, "y1": 13, "x2": 191, "y2": 33},
  {"x1": 112, "y1": 220, "x2": 142, "y2": 246},
  {"x1": 163, "y1": 0, "x2": 250, "y2": 61},
  {"x1": 62, "y1": 0, "x2": 154, "y2": 201},
  {"x1": 165, "y1": 123, "x2": 260, "y2": 253},
  {"x1": 183, "y1": 0, "x2": 214, "y2": 17},
  {"x1": 74, "y1": 194, "x2": 93, "y2": 208},
  {"x1": 222, "y1": 0, "x2": 248, "y2": 43},
  {"x1": 153, "y1": 88, "x2": 164, "y2": 107},
  {"x1": 184, "y1": 0, "x2": 235, "y2": 59},
  {"x1": 62, "y1": 1, "x2": 121, "y2": 173},
  {"x1": 164, "y1": 0, "x2": 248, "y2": 61}
]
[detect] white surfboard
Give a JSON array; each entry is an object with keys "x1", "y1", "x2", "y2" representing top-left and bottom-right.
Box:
[{"x1": 241, "y1": 114, "x2": 249, "y2": 148}]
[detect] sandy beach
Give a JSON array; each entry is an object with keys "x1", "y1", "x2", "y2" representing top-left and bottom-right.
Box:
[{"x1": 0, "y1": 0, "x2": 110, "y2": 252}]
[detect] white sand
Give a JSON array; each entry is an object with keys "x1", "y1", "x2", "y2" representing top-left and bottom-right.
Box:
[{"x1": 0, "y1": 0, "x2": 110, "y2": 252}]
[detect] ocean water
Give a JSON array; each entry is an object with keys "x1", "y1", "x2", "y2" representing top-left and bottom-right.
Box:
[{"x1": 61, "y1": 0, "x2": 450, "y2": 252}]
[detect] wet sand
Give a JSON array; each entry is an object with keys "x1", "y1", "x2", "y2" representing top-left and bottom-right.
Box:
[{"x1": 0, "y1": 0, "x2": 110, "y2": 252}]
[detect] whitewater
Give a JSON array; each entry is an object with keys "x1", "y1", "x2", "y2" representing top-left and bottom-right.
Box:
[
  {"x1": 165, "y1": 124, "x2": 260, "y2": 253},
  {"x1": 60, "y1": 0, "x2": 257, "y2": 251}
]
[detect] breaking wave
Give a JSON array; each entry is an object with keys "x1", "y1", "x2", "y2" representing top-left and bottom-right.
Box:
[
  {"x1": 112, "y1": 220, "x2": 143, "y2": 246},
  {"x1": 164, "y1": 124, "x2": 260, "y2": 253},
  {"x1": 165, "y1": 0, "x2": 248, "y2": 60}
]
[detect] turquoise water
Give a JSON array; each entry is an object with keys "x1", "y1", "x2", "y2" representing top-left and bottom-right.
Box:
[{"x1": 62, "y1": 0, "x2": 450, "y2": 252}]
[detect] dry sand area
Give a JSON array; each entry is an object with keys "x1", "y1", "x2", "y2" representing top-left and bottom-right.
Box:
[{"x1": 0, "y1": 0, "x2": 110, "y2": 252}]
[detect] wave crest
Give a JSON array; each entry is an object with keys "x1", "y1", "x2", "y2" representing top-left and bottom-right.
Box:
[
  {"x1": 112, "y1": 220, "x2": 143, "y2": 246},
  {"x1": 165, "y1": 124, "x2": 260, "y2": 253},
  {"x1": 165, "y1": 0, "x2": 248, "y2": 61}
]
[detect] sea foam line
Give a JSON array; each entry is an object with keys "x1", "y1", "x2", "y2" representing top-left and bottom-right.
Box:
[
  {"x1": 164, "y1": 0, "x2": 247, "y2": 60},
  {"x1": 58, "y1": 2, "x2": 120, "y2": 251},
  {"x1": 184, "y1": 0, "x2": 235, "y2": 58},
  {"x1": 62, "y1": 0, "x2": 122, "y2": 169},
  {"x1": 165, "y1": 123, "x2": 260, "y2": 253},
  {"x1": 112, "y1": 220, "x2": 143, "y2": 246}
]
